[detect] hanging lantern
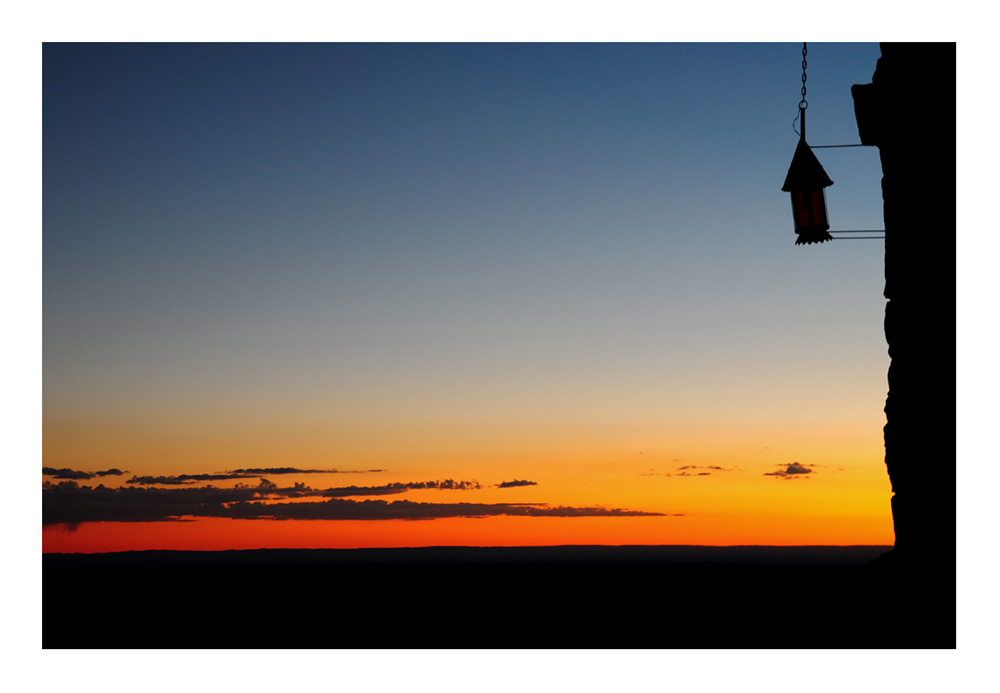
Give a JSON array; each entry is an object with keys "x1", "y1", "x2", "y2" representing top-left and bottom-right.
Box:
[
  {"x1": 782, "y1": 136, "x2": 834, "y2": 245},
  {"x1": 782, "y1": 43, "x2": 834, "y2": 246}
]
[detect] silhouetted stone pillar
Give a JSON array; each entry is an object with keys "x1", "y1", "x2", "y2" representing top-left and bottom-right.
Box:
[{"x1": 852, "y1": 44, "x2": 956, "y2": 566}]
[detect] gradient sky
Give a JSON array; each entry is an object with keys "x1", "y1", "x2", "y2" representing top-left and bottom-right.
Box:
[{"x1": 42, "y1": 42, "x2": 895, "y2": 552}]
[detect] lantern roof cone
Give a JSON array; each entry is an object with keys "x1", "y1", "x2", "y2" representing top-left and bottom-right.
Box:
[{"x1": 781, "y1": 138, "x2": 834, "y2": 192}]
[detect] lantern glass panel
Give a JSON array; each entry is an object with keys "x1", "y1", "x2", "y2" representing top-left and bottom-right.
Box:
[{"x1": 790, "y1": 188, "x2": 829, "y2": 231}]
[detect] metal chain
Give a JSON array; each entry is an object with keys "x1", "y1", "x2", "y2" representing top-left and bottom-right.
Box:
[{"x1": 799, "y1": 42, "x2": 808, "y2": 110}]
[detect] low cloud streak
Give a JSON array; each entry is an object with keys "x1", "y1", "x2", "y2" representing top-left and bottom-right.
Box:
[
  {"x1": 125, "y1": 467, "x2": 378, "y2": 485},
  {"x1": 321, "y1": 479, "x2": 482, "y2": 497},
  {"x1": 43, "y1": 467, "x2": 126, "y2": 480}
]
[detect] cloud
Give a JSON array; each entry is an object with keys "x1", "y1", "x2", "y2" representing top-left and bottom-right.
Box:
[
  {"x1": 44, "y1": 480, "x2": 77, "y2": 490},
  {"x1": 43, "y1": 483, "x2": 670, "y2": 525},
  {"x1": 226, "y1": 467, "x2": 372, "y2": 476},
  {"x1": 320, "y1": 479, "x2": 482, "y2": 497},
  {"x1": 125, "y1": 467, "x2": 377, "y2": 485},
  {"x1": 764, "y1": 462, "x2": 815, "y2": 479},
  {"x1": 673, "y1": 465, "x2": 735, "y2": 476},
  {"x1": 43, "y1": 467, "x2": 126, "y2": 480},
  {"x1": 43, "y1": 468, "x2": 93, "y2": 480},
  {"x1": 496, "y1": 480, "x2": 537, "y2": 488},
  {"x1": 212, "y1": 499, "x2": 671, "y2": 522},
  {"x1": 127, "y1": 475, "x2": 200, "y2": 486},
  {"x1": 42, "y1": 482, "x2": 284, "y2": 525}
]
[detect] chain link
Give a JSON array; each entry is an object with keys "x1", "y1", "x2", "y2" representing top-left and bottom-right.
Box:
[{"x1": 799, "y1": 42, "x2": 808, "y2": 109}]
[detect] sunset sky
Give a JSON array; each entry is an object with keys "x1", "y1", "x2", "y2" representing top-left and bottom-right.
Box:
[{"x1": 41, "y1": 42, "x2": 896, "y2": 552}]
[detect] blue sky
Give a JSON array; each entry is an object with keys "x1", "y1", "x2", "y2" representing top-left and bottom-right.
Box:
[{"x1": 43, "y1": 43, "x2": 888, "y2": 437}]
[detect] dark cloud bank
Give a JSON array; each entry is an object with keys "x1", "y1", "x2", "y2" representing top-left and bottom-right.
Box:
[
  {"x1": 42, "y1": 480, "x2": 669, "y2": 526},
  {"x1": 44, "y1": 466, "x2": 383, "y2": 486},
  {"x1": 43, "y1": 467, "x2": 126, "y2": 480}
]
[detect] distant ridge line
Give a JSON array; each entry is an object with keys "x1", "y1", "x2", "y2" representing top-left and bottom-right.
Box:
[{"x1": 44, "y1": 544, "x2": 891, "y2": 568}]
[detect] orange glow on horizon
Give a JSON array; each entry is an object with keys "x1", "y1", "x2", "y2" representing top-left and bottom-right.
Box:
[{"x1": 43, "y1": 400, "x2": 893, "y2": 552}]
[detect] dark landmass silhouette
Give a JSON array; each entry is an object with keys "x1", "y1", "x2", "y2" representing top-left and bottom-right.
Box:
[{"x1": 43, "y1": 544, "x2": 954, "y2": 648}]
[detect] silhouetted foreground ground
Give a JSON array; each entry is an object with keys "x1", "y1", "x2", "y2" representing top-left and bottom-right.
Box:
[{"x1": 43, "y1": 545, "x2": 954, "y2": 648}]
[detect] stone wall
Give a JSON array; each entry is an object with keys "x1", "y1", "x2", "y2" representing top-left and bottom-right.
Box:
[{"x1": 853, "y1": 43, "x2": 956, "y2": 567}]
